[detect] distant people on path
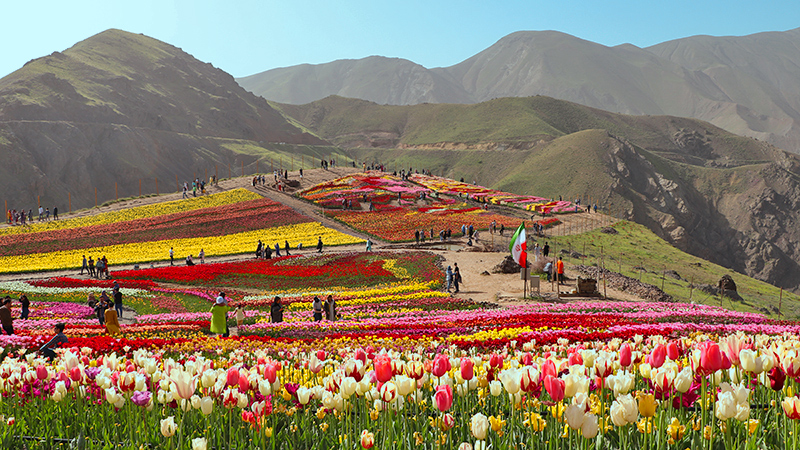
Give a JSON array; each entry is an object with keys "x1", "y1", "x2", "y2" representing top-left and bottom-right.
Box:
[
  {"x1": 256, "y1": 240, "x2": 263, "y2": 259},
  {"x1": 533, "y1": 243, "x2": 542, "y2": 262},
  {"x1": 543, "y1": 242, "x2": 550, "y2": 257},
  {"x1": 40, "y1": 323, "x2": 68, "y2": 361},
  {"x1": 81, "y1": 255, "x2": 88, "y2": 275},
  {"x1": 316, "y1": 237, "x2": 323, "y2": 253},
  {"x1": 544, "y1": 261, "x2": 553, "y2": 282},
  {"x1": 445, "y1": 266, "x2": 453, "y2": 292},
  {"x1": 199, "y1": 249, "x2": 205, "y2": 264},
  {"x1": 270, "y1": 296, "x2": 284, "y2": 323},
  {"x1": 88, "y1": 256, "x2": 96, "y2": 277},
  {"x1": 53, "y1": 207, "x2": 58, "y2": 220},
  {"x1": 169, "y1": 247, "x2": 174, "y2": 266},
  {"x1": 415, "y1": 230, "x2": 420, "y2": 246},
  {"x1": 275, "y1": 242, "x2": 281, "y2": 257},
  {"x1": 186, "y1": 255, "x2": 195, "y2": 266},
  {"x1": 284, "y1": 240, "x2": 291, "y2": 256},
  {"x1": 365, "y1": 238, "x2": 372, "y2": 252},
  {"x1": 235, "y1": 306, "x2": 245, "y2": 328},
  {"x1": 0, "y1": 297, "x2": 13, "y2": 335}
]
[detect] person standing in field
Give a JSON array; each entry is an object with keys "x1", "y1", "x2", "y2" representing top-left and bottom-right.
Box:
[
  {"x1": 169, "y1": 247, "x2": 174, "y2": 266},
  {"x1": 270, "y1": 297, "x2": 284, "y2": 323},
  {"x1": 210, "y1": 293, "x2": 230, "y2": 337},
  {"x1": 312, "y1": 296, "x2": 323, "y2": 322},
  {"x1": 0, "y1": 298, "x2": 13, "y2": 335},
  {"x1": 316, "y1": 236, "x2": 323, "y2": 253},
  {"x1": 19, "y1": 294, "x2": 30, "y2": 320},
  {"x1": 324, "y1": 295, "x2": 337, "y2": 321},
  {"x1": 199, "y1": 249, "x2": 205, "y2": 264},
  {"x1": 453, "y1": 263, "x2": 462, "y2": 293},
  {"x1": 113, "y1": 287, "x2": 123, "y2": 319},
  {"x1": 53, "y1": 206, "x2": 58, "y2": 220},
  {"x1": 81, "y1": 255, "x2": 88, "y2": 275},
  {"x1": 556, "y1": 257, "x2": 565, "y2": 284},
  {"x1": 445, "y1": 266, "x2": 453, "y2": 292},
  {"x1": 88, "y1": 256, "x2": 96, "y2": 277}
]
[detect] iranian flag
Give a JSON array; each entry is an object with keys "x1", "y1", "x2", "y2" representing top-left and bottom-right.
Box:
[{"x1": 509, "y1": 222, "x2": 527, "y2": 267}]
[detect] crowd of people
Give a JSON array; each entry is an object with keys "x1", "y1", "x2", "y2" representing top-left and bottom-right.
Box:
[
  {"x1": 6, "y1": 206, "x2": 59, "y2": 226},
  {"x1": 80, "y1": 255, "x2": 110, "y2": 279}
]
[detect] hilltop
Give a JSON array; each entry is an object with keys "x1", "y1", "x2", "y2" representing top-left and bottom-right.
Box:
[
  {"x1": 277, "y1": 95, "x2": 800, "y2": 293},
  {"x1": 0, "y1": 29, "x2": 329, "y2": 211},
  {"x1": 239, "y1": 28, "x2": 800, "y2": 154}
]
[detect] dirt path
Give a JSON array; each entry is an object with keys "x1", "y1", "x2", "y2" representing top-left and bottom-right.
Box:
[{"x1": 0, "y1": 169, "x2": 642, "y2": 311}]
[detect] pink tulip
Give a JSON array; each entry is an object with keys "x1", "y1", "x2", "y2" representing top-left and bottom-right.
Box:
[
  {"x1": 542, "y1": 359, "x2": 556, "y2": 379},
  {"x1": 238, "y1": 372, "x2": 250, "y2": 392},
  {"x1": 700, "y1": 342, "x2": 723, "y2": 375},
  {"x1": 434, "y1": 385, "x2": 453, "y2": 412},
  {"x1": 568, "y1": 351, "x2": 583, "y2": 367},
  {"x1": 521, "y1": 353, "x2": 533, "y2": 366},
  {"x1": 619, "y1": 344, "x2": 632, "y2": 368},
  {"x1": 721, "y1": 352, "x2": 732, "y2": 370},
  {"x1": 544, "y1": 375, "x2": 565, "y2": 402},
  {"x1": 354, "y1": 349, "x2": 367, "y2": 364},
  {"x1": 70, "y1": 367, "x2": 82, "y2": 382},
  {"x1": 264, "y1": 363, "x2": 277, "y2": 384},
  {"x1": 226, "y1": 367, "x2": 239, "y2": 387},
  {"x1": 460, "y1": 358, "x2": 474, "y2": 381},
  {"x1": 35, "y1": 365, "x2": 48, "y2": 381},
  {"x1": 374, "y1": 355, "x2": 393, "y2": 383}
]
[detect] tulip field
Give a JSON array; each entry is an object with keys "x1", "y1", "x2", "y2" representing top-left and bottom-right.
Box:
[
  {"x1": 298, "y1": 173, "x2": 557, "y2": 241},
  {"x1": 1, "y1": 181, "x2": 800, "y2": 449},
  {"x1": 410, "y1": 174, "x2": 577, "y2": 214},
  {"x1": 0, "y1": 189, "x2": 362, "y2": 274}
]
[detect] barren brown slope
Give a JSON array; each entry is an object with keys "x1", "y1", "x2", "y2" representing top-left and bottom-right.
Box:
[{"x1": 0, "y1": 29, "x2": 328, "y2": 211}]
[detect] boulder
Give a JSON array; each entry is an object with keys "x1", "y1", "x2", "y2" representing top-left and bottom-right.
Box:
[
  {"x1": 664, "y1": 270, "x2": 682, "y2": 280},
  {"x1": 719, "y1": 275, "x2": 737, "y2": 292},
  {"x1": 492, "y1": 255, "x2": 521, "y2": 274}
]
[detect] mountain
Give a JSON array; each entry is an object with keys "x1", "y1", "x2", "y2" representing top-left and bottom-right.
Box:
[
  {"x1": 277, "y1": 95, "x2": 800, "y2": 292},
  {"x1": 239, "y1": 28, "x2": 800, "y2": 154},
  {"x1": 0, "y1": 29, "x2": 327, "y2": 211}
]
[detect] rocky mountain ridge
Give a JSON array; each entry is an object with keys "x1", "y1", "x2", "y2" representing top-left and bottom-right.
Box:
[{"x1": 239, "y1": 28, "x2": 800, "y2": 154}]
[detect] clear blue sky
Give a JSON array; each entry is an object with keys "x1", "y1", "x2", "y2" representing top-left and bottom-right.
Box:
[{"x1": 1, "y1": 0, "x2": 797, "y2": 79}]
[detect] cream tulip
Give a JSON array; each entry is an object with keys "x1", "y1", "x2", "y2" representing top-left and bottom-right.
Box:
[
  {"x1": 470, "y1": 412, "x2": 489, "y2": 441},
  {"x1": 160, "y1": 416, "x2": 177, "y2": 438},
  {"x1": 581, "y1": 414, "x2": 599, "y2": 438}
]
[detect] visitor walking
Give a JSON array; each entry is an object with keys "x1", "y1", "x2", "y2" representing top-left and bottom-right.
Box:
[
  {"x1": 453, "y1": 263, "x2": 462, "y2": 293},
  {"x1": 316, "y1": 236, "x2": 323, "y2": 253},
  {"x1": 81, "y1": 255, "x2": 88, "y2": 275},
  {"x1": 365, "y1": 238, "x2": 372, "y2": 252},
  {"x1": 445, "y1": 266, "x2": 453, "y2": 292},
  {"x1": 169, "y1": 247, "x2": 174, "y2": 266},
  {"x1": 210, "y1": 293, "x2": 230, "y2": 337},
  {"x1": 556, "y1": 257, "x2": 565, "y2": 284},
  {"x1": 113, "y1": 287, "x2": 123, "y2": 319}
]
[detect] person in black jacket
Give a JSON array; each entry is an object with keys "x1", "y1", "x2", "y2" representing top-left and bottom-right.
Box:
[{"x1": 270, "y1": 297, "x2": 284, "y2": 323}]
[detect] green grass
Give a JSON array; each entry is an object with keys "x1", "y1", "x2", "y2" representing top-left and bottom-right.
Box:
[{"x1": 544, "y1": 220, "x2": 800, "y2": 318}]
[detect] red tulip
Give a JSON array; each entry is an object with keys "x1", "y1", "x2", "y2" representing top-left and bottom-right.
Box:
[
  {"x1": 520, "y1": 367, "x2": 540, "y2": 393},
  {"x1": 374, "y1": 355, "x2": 393, "y2": 383},
  {"x1": 70, "y1": 366, "x2": 82, "y2": 382},
  {"x1": 619, "y1": 344, "x2": 632, "y2": 368},
  {"x1": 650, "y1": 344, "x2": 666, "y2": 369},
  {"x1": 769, "y1": 367, "x2": 787, "y2": 392},
  {"x1": 354, "y1": 349, "x2": 367, "y2": 364},
  {"x1": 568, "y1": 351, "x2": 583, "y2": 367},
  {"x1": 35, "y1": 365, "x2": 48, "y2": 381},
  {"x1": 460, "y1": 358, "x2": 474, "y2": 381},
  {"x1": 434, "y1": 385, "x2": 453, "y2": 412},
  {"x1": 721, "y1": 352, "x2": 732, "y2": 370},
  {"x1": 521, "y1": 353, "x2": 533, "y2": 366},
  {"x1": 666, "y1": 341, "x2": 680, "y2": 360},
  {"x1": 432, "y1": 355, "x2": 451, "y2": 378},
  {"x1": 544, "y1": 375, "x2": 565, "y2": 402},
  {"x1": 489, "y1": 353, "x2": 503, "y2": 369}
]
